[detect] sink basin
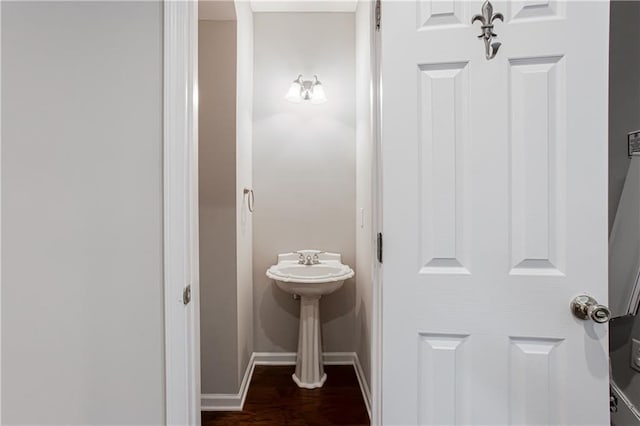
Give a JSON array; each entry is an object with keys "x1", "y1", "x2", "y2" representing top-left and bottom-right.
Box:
[
  {"x1": 266, "y1": 250, "x2": 354, "y2": 389},
  {"x1": 266, "y1": 253, "x2": 353, "y2": 298}
]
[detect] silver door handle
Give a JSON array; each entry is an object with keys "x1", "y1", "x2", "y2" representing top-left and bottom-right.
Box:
[{"x1": 571, "y1": 295, "x2": 611, "y2": 323}]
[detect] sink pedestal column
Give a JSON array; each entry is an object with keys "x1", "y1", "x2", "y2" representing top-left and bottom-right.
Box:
[{"x1": 292, "y1": 295, "x2": 326, "y2": 389}]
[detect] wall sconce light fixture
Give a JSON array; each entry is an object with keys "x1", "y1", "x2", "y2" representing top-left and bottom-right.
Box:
[{"x1": 285, "y1": 75, "x2": 327, "y2": 104}]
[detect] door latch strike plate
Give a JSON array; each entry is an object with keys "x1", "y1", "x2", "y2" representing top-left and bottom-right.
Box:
[{"x1": 183, "y1": 285, "x2": 191, "y2": 305}]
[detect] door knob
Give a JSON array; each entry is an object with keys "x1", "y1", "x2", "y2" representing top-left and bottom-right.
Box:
[{"x1": 571, "y1": 295, "x2": 611, "y2": 323}]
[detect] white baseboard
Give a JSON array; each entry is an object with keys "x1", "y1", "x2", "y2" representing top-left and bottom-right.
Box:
[
  {"x1": 611, "y1": 381, "x2": 640, "y2": 426},
  {"x1": 252, "y1": 351, "x2": 296, "y2": 365},
  {"x1": 324, "y1": 351, "x2": 359, "y2": 365},
  {"x1": 201, "y1": 353, "x2": 256, "y2": 411},
  {"x1": 201, "y1": 351, "x2": 372, "y2": 418},
  {"x1": 251, "y1": 351, "x2": 356, "y2": 365},
  {"x1": 353, "y1": 352, "x2": 372, "y2": 419}
]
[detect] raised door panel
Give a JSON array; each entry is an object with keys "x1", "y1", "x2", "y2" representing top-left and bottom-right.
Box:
[
  {"x1": 508, "y1": 0, "x2": 565, "y2": 22},
  {"x1": 418, "y1": 333, "x2": 471, "y2": 425},
  {"x1": 509, "y1": 337, "x2": 565, "y2": 425},
  {"x1": 508, "y1": 56, "x2": 567, "y2": 276},
  {"x1": 417, "y1": 0, "x2": 467, "y2": 29},
  {"x1": 418, "y1": 62, "x2": 472, "y2": 275}
]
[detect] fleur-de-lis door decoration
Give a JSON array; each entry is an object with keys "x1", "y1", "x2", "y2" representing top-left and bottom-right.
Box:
[{"x1": 472, "y1": 1, "x2": 504, "y2": 60}]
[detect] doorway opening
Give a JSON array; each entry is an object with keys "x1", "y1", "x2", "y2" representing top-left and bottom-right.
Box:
[
  {"x1": 194, "y1": 1, "x2": 381, "y2": 424},
  {"x1": 166, "y1": 1, "x2": 614, "y2": 424}
]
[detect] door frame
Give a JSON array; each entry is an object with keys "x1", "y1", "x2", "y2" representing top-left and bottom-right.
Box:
[
  {"x1": 0, "y1": 1, "x2": 4, "y2": 421},
  {"x1": 371, "y1": 1, "x2": 383, "y2": 422},
  {"x1": 163, "y1": 1, "x2": 382, "y2": 424},
  {"x1": 163, "y1": 0, "x2": 201, "y2": 424}
]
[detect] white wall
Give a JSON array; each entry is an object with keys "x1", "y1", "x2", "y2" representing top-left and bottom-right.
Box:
[
  {"x1": 2, "y1": 2, "x2": 165, "y2": 423},
  {"x1": 199, "y1": 19, "x2": 239, "y2": 394},
  {"x1": 252, "y1": 12, "x2": 356, "y2": 353},
  {"x1": 608, "y1": 0, "x2": 640, "y2": 418},
  {"x1": 235, "y1": 0, "x2": 254, "y2": 389},
  {"x1": 354, "y1": 0, "x2": 373, "y2": 391}
]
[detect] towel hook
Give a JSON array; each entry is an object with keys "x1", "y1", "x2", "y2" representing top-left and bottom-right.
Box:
[
  {"x1": 471, "y1": 1, "x2": 504, "y2": 60},
  {"x1": 243, "y1": 188, "x2": 254, "y2": 213}
]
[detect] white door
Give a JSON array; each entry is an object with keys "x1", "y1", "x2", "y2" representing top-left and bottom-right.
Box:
[{"x1": 381, "y1": 1, "x2": 610, "y2": 424}]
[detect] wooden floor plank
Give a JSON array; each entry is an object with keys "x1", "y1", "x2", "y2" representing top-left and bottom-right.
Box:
[{"x1": 201, "y1": 365, "x2": 370, "y2": 426}]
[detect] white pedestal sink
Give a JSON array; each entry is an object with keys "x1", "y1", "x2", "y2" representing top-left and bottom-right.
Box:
[{"x1": 266, "y1": 250, "x2": 354, "y2": 389}]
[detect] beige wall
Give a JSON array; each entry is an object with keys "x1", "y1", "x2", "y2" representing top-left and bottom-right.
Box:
[
  {"x1": 235, "y1": 0, "x2": 255, "y2": 388},
  {"x1": 2, "y1": 1, "x2": 165, "y2": 423},
  {"x1": 199, "y1": 19, "x2": 239, "y2": 394},
  {"x1": 608, "y1": 0, "x2": 640, "y2": 416},
  {"x1": 355, "y1": 0, "x2": 373, "y2": 391},
  {"x1": 252, "y1": 12, "x2": 356, "y2": 353}
]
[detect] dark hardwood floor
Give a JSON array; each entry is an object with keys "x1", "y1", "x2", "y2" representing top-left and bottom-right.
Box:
[{"x1": 201, "y1": 365, "x2": 370, "y2": 426}]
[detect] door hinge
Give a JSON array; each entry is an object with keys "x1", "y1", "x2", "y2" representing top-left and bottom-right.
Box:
[
  {"x1": 377, "y1": 232, "x2": 383, "y2": 263},
  {"x1": 375, "y1": 0, "x2": 381, "y2": 31},
  {"x1": 183, "y1": 284, "x2": 191, "y2": 305},
  {"x1": 610, "y1": 386, "x2": 619, "y2": 413}
]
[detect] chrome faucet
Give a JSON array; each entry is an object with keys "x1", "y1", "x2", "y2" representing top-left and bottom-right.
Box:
[{"x1": 296, "y1": 252, "x2": 323, "y2": 265}]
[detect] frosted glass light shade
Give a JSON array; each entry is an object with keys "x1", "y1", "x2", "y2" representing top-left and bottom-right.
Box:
[
  {"x1": 286, "y1": 81, "x2": 303, "y2": 103},
  {"x1": 310, "y1": 83, "x2": 327, "y2": 104}
]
